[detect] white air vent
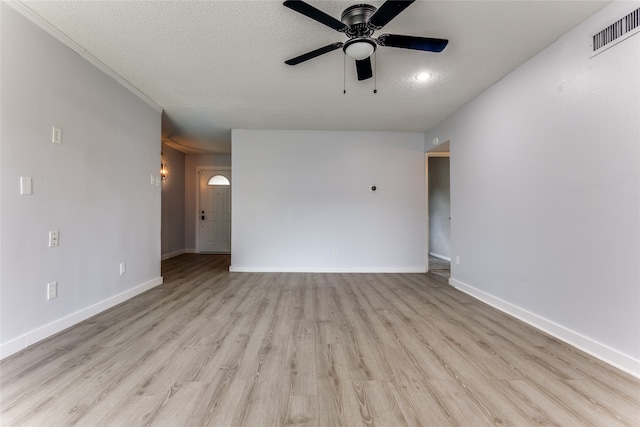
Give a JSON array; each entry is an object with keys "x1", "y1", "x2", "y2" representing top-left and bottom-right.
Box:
[{"x1": 592, "y1": 7, "x2": 640, "y2": 55}]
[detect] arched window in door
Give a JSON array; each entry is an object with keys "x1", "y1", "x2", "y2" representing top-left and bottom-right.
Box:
[{"x1": 207, "y1": 175, "x2": 230, "y2": 186}]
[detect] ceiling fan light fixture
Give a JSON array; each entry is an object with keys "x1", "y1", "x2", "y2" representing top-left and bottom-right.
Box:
[{"x1": 343, "y1": 38, "x2": 376, "y2": 60}]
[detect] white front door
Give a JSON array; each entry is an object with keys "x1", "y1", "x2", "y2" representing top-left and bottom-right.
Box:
[{"x1": 198, "y1": 170, "x2": 231, "y2": 253}]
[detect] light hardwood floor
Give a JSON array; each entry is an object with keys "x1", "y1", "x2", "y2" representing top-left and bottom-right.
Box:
[{"x1": 1, "y1": 254, "x2": 639, "y2": 426}]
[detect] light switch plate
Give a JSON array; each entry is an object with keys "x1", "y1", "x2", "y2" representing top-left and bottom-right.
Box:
[{"x1": 20, "y1": 177, "x2": 33, "y2": 195}]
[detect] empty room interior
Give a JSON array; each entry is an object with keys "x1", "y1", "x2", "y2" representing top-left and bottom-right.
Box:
[{"x1": 1, "y1": 1, "x2": 639, "y2": 425}]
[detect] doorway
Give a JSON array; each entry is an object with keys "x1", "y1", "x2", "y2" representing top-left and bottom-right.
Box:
[
  {"x1": 426, "y1": 148, "x2": 451, "y2": 277},
  {"x1": 196, "y1": 167, "x2": 231, "y2": 253}
]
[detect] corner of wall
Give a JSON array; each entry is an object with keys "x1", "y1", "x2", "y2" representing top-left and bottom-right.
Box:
[
  {"x1": 1, "y1": 277, "x2": 163, "y2": 360},
  {"x1": 449, "y1": 278, "x2": 640, "y2": 379}
]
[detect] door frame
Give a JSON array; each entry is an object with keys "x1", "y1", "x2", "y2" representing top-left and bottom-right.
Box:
[
  {"x1": 425, "y1": 151, "x2": 450, "y2": 272},
  {"x1": 195, "y1": 166, "x2": 232, "y2": 254}
]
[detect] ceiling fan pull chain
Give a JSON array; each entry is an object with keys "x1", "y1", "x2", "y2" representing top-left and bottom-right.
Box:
[
  {"x1": 343, "y1": 53, "x2": 347, "y2": 94},
  {"x1": 373, "y1": 51, "x2": 378, "y2": 94}
]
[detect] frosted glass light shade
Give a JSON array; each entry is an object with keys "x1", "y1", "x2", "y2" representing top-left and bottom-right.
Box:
[{"x1": 344, "y1": 41, "x2": 375, "y2": 60}]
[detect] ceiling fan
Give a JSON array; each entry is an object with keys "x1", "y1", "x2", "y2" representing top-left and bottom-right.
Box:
[{"x1": 283, "y1": 0, "x2": 449, "y2": 81}]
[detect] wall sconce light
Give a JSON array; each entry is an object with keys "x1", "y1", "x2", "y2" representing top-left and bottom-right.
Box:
[{"x1": 161, "y1": 154, "x2": 168, "y2": 180}]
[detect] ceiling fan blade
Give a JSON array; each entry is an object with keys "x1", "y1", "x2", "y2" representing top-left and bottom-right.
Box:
[
  {"x1": 285, "y1": 42, "x2": 344, "y2": 65},
  {"x1": 377, "y1": 34, "x2": 448, "y2": 52},
  {"x1": 368, "y1": 0, "x2": 415, "y2": 29},
  {"x1": 355, "y1": 57, "x2": 373, "y2": 81},
  {"x1": 283, "y1": 1, "x2": 347, "y2": 32}
]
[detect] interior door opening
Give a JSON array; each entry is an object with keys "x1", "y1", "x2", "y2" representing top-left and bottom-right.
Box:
[{"x1": 426, "y1": 147, "x2": 451, "y2": 279}]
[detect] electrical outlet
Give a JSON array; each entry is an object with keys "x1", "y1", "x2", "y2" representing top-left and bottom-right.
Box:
[
  {"x1": 332, "y1": 248, "x2": 338, "y2": 256},
  {"x1": 456, "y1": 256, "x2": 460, "y2": 265},
  {"x1": 48, "y1": 230, "x2": 59, "y2": 247},
  {"x1": 120, "y1": 262, "x2": 126, "y2": 275},
  {"x1": 47, "y1": 282, "x2": 57, "y2": 300},
  {"x1": 434, "y1": 238, "x2": 437, "y2": 247}
]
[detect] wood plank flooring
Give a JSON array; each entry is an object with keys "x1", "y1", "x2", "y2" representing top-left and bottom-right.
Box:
[{"x1": 1, "y1": 254, "x2": 639, "y2": 426}]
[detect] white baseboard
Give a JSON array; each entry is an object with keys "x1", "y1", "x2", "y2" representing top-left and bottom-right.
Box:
[
  {"x1": 449, "y1": 278, "x2": 640, "y2": 379},
  {"x1": 229, "y1": 266, "x2": 426, "y2": 273},
  {"x1": 185, "y1": 248, "x2": 197, "y2": 254},
  {"x1": 0, "y1": 276, "x2": 163, "y2": 360},
  {"x1": 161, "y1": 249, "x2": 185, "y2": 260},
  {"x1": 428, "y1": 252, "x2": 451, "y2": 261}
]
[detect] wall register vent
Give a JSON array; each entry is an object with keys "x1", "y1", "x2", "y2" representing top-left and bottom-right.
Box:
[{"x1": 592, "y1": 7, "x2": 639, "y2": 55}]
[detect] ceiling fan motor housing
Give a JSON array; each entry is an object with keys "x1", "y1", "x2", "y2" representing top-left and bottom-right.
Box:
[{"x1": 341, "y1": 4, "x2": 376, "y2": 38}]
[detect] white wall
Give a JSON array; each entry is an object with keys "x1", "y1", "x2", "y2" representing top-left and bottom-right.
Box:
[
  {"x1": 161, "y1": 143, "x2": 186, "y2": 259},
  {"x1": 0, "y1": 4, "x2": 162, "y2": 358},
  {"x1": 231, "y1": 130, "x2": 426, "y2": 272},
  {"x1": 425, "y1": 2, "x2": 640, "y2": 375}
]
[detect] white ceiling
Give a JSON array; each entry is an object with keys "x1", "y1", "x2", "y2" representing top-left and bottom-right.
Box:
[{"x1": 21, "y1": 0, "x2": 609, "y2": 154}]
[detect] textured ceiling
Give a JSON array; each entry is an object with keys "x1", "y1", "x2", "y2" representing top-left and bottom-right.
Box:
[{"x1": 21, "y1": 0, "x2": 609, "y2": 154}]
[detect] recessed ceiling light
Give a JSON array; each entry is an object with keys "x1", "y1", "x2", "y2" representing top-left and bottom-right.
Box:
[{"x1": 415, "y1": 72, "x2": 431, "y2": 81}]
